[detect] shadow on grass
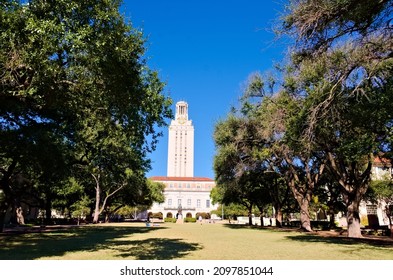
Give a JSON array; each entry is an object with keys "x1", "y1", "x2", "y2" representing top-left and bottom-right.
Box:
[
  {"x1": 285, "y1": 234, "x2": 393, "y2": 249},
  {"x1": 0, "y1": 225, "x2": 201, "y2": 260},
  {"x1": 114, "y1": 238, "x2": 202, "y2": 260},
  {"x1": 223, "y1": 224, "x2": 393, "y2": 249}
]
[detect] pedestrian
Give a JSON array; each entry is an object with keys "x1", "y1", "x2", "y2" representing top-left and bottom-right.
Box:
[{"x1": 198, "y1": 215, "x2": 203, "y2": 225}]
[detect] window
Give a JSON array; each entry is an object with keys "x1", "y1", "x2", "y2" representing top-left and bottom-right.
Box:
[
  {"x1": 187, "y1": 184, "x2": 191, "y2": 188},
  {"x1": 178, "y1": 199, "x2": 182, "y2": 206},
  {"x1": 206, "y1": 200, "x2": 210, "y2": 208},
  {"x1": 187, "y1": 199, "x2": 191, "y2": 206},
  {"x1": 366, "y1": 205, "x2": 377, "y2": 215},
  {"x1": 168, "y1": 199, "x2": 172, "y2": 206},
  {"x1": 197, "y1": 199, "x2": 201, "y2": 208}
]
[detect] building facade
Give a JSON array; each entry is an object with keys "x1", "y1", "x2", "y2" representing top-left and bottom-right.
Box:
[
  {"x1": 149, "y1": 176, "x2": 216, "y2": 219},
  {"x1": 336, "y1": 156, "x2": 393, "y2": 229},
  {"x1": 361, "y1": 156, "x2": 393, "y2": 227},
  {"x1": 149, "y1": 101, "x2": 217, "y2": 219}
]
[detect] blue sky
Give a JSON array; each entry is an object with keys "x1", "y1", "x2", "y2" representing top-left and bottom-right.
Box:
[{"x1": 121, "y1": 0, "x2": 289, "y2": 179}]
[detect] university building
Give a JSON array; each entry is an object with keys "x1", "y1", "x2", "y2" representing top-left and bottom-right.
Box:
[{"x1": 149, "y1": 101, "x2": 217, "y2": 219}]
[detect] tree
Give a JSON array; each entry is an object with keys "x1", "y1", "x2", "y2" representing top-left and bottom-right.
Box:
[
  {"x1": 0, "y1": 0, "x2": 171, "y2": 231},
  {"x1": 280, "y1": 0, "x2": 393, "y2": 237},
  {"x1": 213, "y1": 109, "x2": 278, "y2": 225},
  {"x1": 241, "y1": 73, "x2": 327, "y2": 231}
]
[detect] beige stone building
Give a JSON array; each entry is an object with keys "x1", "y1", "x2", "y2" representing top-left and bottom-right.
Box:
[
  {"x1": 149, "y1": 176, "x2": 216, "y2": 219},
  {"x1": 149, "y1": 101, "x2": 217, "y2": 219}
]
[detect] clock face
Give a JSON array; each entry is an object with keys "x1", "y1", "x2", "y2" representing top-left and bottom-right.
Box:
[{"x1": 178, "y1": 116, "x2": 186, "y2": 124}]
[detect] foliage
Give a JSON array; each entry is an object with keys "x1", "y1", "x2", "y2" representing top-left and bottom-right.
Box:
[
  {"x1": 164, "y1": 217, "x2": 176, "y2": 223},
  {"x1": 70, "y1": 195, "x2": 91, "y2": 222},
  {"x1": 149, "y1": 212, "x2": 163, "y2": 219},
  {"x1": 196, "y1": 212, "x2": 210, "y2": 219},
  {"x1": 0, "y1": 0, "x2": 172, "y2": 230},
  {"x1": 183, "y1": 217, "x2": 196, "y2": 223},
  {"x1": 210, "y1": 203, "x2": 251, "y2": 219},
  {"x1": 276, "y1": 0, "x2": 393, "y2": 237}
]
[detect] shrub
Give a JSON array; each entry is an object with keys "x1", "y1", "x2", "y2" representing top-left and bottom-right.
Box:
[
  {"x1": 164, "y1": 218, "x2": 177, "y2": 223},
  {"x1": 196, "y1": 212, "x2": 210, "y2": 219},
  {"x1": 151, "y1": 212, "x2": 163, "y2": 219},
  {"x1": 184, "y1": 217, "x2": 196, "y2": 223}
]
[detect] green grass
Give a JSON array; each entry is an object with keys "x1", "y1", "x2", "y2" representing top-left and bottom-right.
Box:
[{"x1": 1, "y1": 223, "x2": 392, "y2": 260}]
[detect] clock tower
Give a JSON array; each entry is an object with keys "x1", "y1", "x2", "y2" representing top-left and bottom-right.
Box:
[{"x1": 167, "y1": 101, "x2": 194, "y2": 177}]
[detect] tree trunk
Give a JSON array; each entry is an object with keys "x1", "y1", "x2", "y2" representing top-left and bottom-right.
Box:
[
  {"x1": 290, "y1": 182, "x2": 313, "y2": 232},
  {"x1": 248, "y1": 209, "x2": 253, "y2": 225},
  {"x1": 328, "y1": 207, "x2": 336, "y2": 229},
  {"x1": 327, "y1": 152, "x2": 371, "y2": 238},
  {"x1": 45, "y1": 201, "x2": 52, "y2": 225},
  {"x1": 299, "y1": 198, "x2": 313, "y2": 232},
  {"x1": 0, "y1": 160, "x2": 17, "y2": 232},
  {"x1": 345, "y1": 194, "x2": 363, "y2": 238},
  {"x1": 272, "y1": 204, "x2": 283, "y2": 227},
  {"x1": 16, "y1": 206, "x2": 25, "y2": 225},
  {"x1": 92, "y1": 173, "x2": 101, "y2": 224},
  {"x1": 93, "y1": 185, "x2": 100, "y2": 223},
  {"x1": 0, "y1": 204, "x2": 7, "y2": 233},
  {"x1": 387, "y1": 209, "x2": 393, "y2": 237}
]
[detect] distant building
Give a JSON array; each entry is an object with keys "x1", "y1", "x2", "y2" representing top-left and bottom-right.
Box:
[
  {"x1": 371, "y1": 156, "x2": 393, "y2": 181},
  {"x1": 149, "y1": 176, "x2": 215, "y2": 219},
  {"x1": 359, "y1": 156, "x2": 393, "y2": 228},
  {"x1": 149, "y1": 101, "x2": 217, "y2": 219},
  {"x1": 337, "y1": 156, "x2": 393, "y2": 229}
]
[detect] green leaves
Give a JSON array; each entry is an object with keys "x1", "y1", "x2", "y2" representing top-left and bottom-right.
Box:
[{"x1": 0, "y1": 0, "x2": 172, "y2": 225}]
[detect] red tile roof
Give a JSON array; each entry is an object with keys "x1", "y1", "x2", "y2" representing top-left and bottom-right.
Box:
[
  {"x1": 373, "y1": 155, "x2": 392, "y2": 167},
  {"x1": 149, "y1": 176, "x2": 214, "y2": 182}
]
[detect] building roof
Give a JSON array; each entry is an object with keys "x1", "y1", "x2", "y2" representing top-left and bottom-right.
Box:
[
  {"x1": 373, "y1": 155, "x2": 392, "y2": 167},
  {"x1": 150, "y1": 176, "x2": 214, "y2": 182}
]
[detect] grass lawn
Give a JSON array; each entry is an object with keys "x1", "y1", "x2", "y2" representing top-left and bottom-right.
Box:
[{"x1": 0, "y1": 222, "x2": 392, "y2": 260}]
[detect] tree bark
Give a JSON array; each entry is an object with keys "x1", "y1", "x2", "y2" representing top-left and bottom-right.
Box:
[
  {"x1": 0, "y1": 160, "x2": 17, "y2": 232},
  {"x1": 16, "y1": 206, "x2": 25, "y2": 225},
  {"x1": 0, "y1": 205, "x2": 7, "y2": 233},
  {"x1": 285, "y1": 156, "x2": 323, "y2": 232},
  {"x1": 328, "y1": 207, "x2": 336, "y2": 229},
  {"x1": 92, "y1": 175, "x2": 101, "y2": 223},
  {"x1": 346, "y1": 198, "x2": 362, "y2": 238},
  {"x1": 45, "y1": 201, "x2": 52, "y2": 224},
  {"x1": 91, "y1": 173, "x2": 125, "y2": 223},
  {"x1": 248, "y1": 208, "x2": 253, "y2": 225},
  {"x1": 299, "y1": 197, "x2": 313, "y2": 232},
  {"x1": 274, "y1": 204, "x2": 283, "y2": 227},
  {"x1": 289, "y1": 180, "x2": 313, "y2": 232}
]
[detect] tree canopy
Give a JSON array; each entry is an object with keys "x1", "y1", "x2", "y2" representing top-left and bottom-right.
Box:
[
  {"x1": 0, "y1": 0, "x2": 171, "y2": 231},
  {"x1": 213, "y1": 0, "x2": 393, "y2": 237}
]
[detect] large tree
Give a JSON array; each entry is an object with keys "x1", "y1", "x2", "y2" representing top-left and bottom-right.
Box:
[
  {"x1": 281, "y1": 0, "x2": 393, "y2": 237},
  {"x1": 0, "y1": 0, "x2": 171, "y2": 231},
  {"x1": 213, "y1": 74, "x2": 294, "y2": 227}
]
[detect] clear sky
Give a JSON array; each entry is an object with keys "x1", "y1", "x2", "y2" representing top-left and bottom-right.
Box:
[{"x1": 120, "y1": 0, "x2": 289, "y2": 179}]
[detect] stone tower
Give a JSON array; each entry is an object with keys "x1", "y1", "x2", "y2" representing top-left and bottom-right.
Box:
[{"x1": 167, "y1": 101, "x2": 194, "y2": 177}]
